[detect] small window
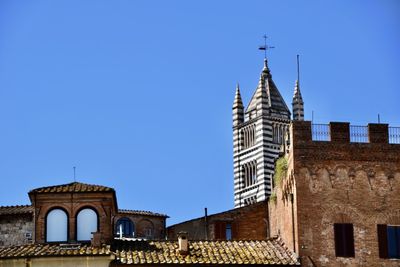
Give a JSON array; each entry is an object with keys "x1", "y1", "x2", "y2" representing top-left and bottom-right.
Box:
[
  {"x1": 46, "y1": 209, "x2": 68, "y2": 242},
  {"x1": 226, "y1": 223, "x2": 232, "y2": 240},
  {"x1": 116, "y1": 218, "x2": 134, "y2": 238},
  {"x1": 334, "y1": 223, "x2": 355, "y2": 257},
  {"x1": 77, "y1": 208, "x2": 98, "y2": 241},
  {"x1": 144, "y1": 228, "x2": 153, "y2": 238},
  {"x1": 137, "y1": 219, "x2": 154, "y2": 239},
  {"x1": 378, "y1": 224, "x2": 400, "y2": 259},
  {"x1": 215, "y1": 221, "x2": 235, "y2": 240}
]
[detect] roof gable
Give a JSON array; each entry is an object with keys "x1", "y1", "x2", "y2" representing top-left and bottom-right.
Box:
[{"x1": 29, "y1": 182, "x2": 115, "y2": 194}]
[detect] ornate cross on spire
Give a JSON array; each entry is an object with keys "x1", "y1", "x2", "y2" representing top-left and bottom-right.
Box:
[{"x1": 258, "y1": 35, "x2": 275, "y2": 59}]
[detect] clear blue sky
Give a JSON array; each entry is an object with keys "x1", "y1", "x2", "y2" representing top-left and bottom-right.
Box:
[{"x1": 0, "y1": 1, "x2": 399, "y2": 225}]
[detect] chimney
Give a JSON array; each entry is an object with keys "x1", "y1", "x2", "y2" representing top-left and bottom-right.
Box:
[
  {"x1": 177, "y1": 231, "x2": 189, "y2": 255},
  {"x1": 91, "y1": 232, "x2": 102, "y2": 247}
]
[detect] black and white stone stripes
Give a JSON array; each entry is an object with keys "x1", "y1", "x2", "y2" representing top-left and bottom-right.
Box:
[{"x1": 233, "y1": 58, "x2": 292, "y2": 208}]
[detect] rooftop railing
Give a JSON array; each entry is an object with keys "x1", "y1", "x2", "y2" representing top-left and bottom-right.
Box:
[
  {"x1": 389, "y1": 127, "x2": 400, "y2": 144},
  {"x1": 350, "y1": 125, "x2": 368, "y2": 143},
  {"x1": 311, "y1": 124, "x2": 330, "y2": 141},
  {"x1": 311, "y1": 124, "x2": 400, "y2": 144}
]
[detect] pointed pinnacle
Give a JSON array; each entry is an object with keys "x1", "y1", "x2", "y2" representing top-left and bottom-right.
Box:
[{"x1": 234, "y1": 83, "x2": 243, "y2": 107}]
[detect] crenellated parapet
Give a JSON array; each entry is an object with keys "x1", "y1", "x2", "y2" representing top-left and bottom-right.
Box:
[{"x1": 292, "y1": 121, "x2": 399, "y2": 144}]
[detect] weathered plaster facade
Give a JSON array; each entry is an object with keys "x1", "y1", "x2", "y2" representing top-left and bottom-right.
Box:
[{"x1": 0, "y1": 256, "x2": 113, "y2": 267}]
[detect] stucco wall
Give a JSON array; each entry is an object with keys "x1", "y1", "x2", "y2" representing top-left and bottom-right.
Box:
[{"x1": 0, "y1": 256, "x2": 112, "y2": 267}]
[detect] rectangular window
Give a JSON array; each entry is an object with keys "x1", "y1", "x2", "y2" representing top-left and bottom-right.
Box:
[
  {"x1": 226, "y1": 223, "x2": 232, "y2": 240},
  {"x1": 378, "y1": 224, "x2": 400, "y2": 259},
  {"x1": 334, "y1": 223, "x2": 355, "y2": 257},
  {"x1": 214, "y1": 221, "x2": 235, "y2": 240}
]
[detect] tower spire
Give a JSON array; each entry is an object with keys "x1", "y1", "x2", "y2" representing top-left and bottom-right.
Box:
[
  {"x1": 292, "y1": 55, "x2": 304, "y2": 121},
  {"x1": 233, "y1": 83, "x2": 244, "y2": 126}
]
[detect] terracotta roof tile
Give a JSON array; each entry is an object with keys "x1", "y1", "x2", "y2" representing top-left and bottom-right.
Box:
[
  {"x1": 118, "y1": 209, "x2": 168, "y2": 217},
  {"x1": 29, "y1": 182, "x2": 114, "y2": 194},
  {"x1": 0, "y1": 243, "x2": 111, "y2": 259},
  {"x1": 112, "y1": 238, "x2": 300, "y2": 265},
  {"x1": 0, "y1": 205, "x2": 33, "y2": 216}
]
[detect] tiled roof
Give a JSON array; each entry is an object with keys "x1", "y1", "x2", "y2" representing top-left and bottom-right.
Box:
[
  {"x1": 112, "y1": 238, "x2": 300, "y2": 265},
  {"x1": 118, "y1": 209, "x2": 168, "y2": 218},
  {"x1": 29, "y1": 182, "x2": 115, "y2": 194},
  {"x1": 0, "y1": 243, "x2": 111, "y2": 259},
  {"x1": 0, "y1": 205, "x2": 33, "y2": 216}
]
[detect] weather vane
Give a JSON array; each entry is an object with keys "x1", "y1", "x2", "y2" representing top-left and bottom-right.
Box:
[{"x1": 258, "y1": 35, "x2": 275, "y2": 59}]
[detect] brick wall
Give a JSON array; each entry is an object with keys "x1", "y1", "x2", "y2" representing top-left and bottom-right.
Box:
[
  {"x1": 167, "y1": 201, "x2": 268, "y2": 240},
  {"x1": 31, "y1": 192, "x2": 117, "y2": 243},
  {"x1": 114, "y1": 214, "x2": 166, "y2": 239},
  {"x1": 270, "y1": 121, "x2": 400, "y2": 267},
  {"x1": 0, "y1": 214, "x2": 33, "y2": 247}
]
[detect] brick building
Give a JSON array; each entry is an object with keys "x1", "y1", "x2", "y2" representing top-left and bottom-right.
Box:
[
  {"x1": 269, "y1": 121, "x2": 400, "y2": 266},
  {"x1": 167, "y1": 56, "x2": 400, "y2": 266},
  {"x1": 0, "y1": 182, "x2": 168, "y2": 247},
  {"x1": 0, "y1": 182, "x2": 298, "y2": 266},
  {"x1": 229, "y1": 56, "x2": 400, "y2": 265},
  {"x1": 167, "y1": 201, "x2": 269, "y2": 240}
]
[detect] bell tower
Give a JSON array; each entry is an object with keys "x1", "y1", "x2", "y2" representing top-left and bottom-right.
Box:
[{"x1": 233, "y1": 57, "x2": 291, "y2": 207}]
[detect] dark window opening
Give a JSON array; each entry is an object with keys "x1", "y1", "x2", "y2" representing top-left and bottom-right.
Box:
[
  {"x1": 378, "y1": 224, "x2": 400, "y2": 259},
  {"x1": 334, "y1": 223, "x2": 355, "y2": 257},
  {"x1": 226, "y1": 223, "x2": 232, "y2": 240},
  {"x1": 115, "y1": 218, "x2": 134, "y2": 238},
  {"x1": 215, "y1": 221, "x2": 236, "y2": 240}
]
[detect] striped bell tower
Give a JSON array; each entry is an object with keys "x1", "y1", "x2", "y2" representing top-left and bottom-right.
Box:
[{"x1": 233, "y1": 58, "x2": 291, "y2": 208}]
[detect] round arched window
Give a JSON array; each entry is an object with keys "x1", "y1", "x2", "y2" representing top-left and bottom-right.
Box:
[
  {"x1": 115, "y1": 217, "x2": 134, "y2": 238},
  {"x1": 46, "y1": 209, "x2": 68, "y2": 242},
  {"x1": 77, "y1": 208, "x2": 98, "y2": 241}
]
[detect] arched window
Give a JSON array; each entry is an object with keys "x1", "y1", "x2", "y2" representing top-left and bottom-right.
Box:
[
  {"x1": 138, "y1": 219, "x2": 154, "y2": 239},
  {"x1": 115, "y1": 218, "x2": 134, "y2": 238},
  {"x1": 46, "y1": 208, "x2": 68, "y2": 242},
  {"x1": 77, "y1": 208, "x2": 98, "y2": 241}
]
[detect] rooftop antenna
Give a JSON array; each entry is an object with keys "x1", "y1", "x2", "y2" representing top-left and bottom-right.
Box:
[
  {"x1": 73, "y1": 166, "x2": 76, "y2": 182},
  {"x1": 297, "y1": 55, "x2": 300, "y2": 83},
  {"x1": 258, "y1": 35, "x2": 275, "y2": 59},
  {"x1": 312, "y1": 110, "x2": 314, "y2": 123}
]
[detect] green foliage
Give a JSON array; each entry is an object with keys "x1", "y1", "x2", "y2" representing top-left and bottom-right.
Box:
[
  {"x1": 269, "y1": 192, "x2": 277, "y2": 204},
  {"x1": 274, "y1": 157, "x2": 288, "y2": 187}
]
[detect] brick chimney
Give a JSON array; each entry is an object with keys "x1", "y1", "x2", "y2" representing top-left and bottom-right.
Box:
[
  {"x1": 177, "y1": 231, "x2": 189, "y2": 255},
  {"x1": 91, "y1": 232, "x2": 102, "y2": 247}
]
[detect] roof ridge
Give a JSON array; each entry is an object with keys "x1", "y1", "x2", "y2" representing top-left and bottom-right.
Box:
[
  {"x1": 118, "y1": 209, "x2": 168, "y2": 217},
  {"x1": 29, "y1": 181, "x2": 115, "y2": 194},
  {"x1": 0, "y1": 204, "x2": 32, "y2": 208}
]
